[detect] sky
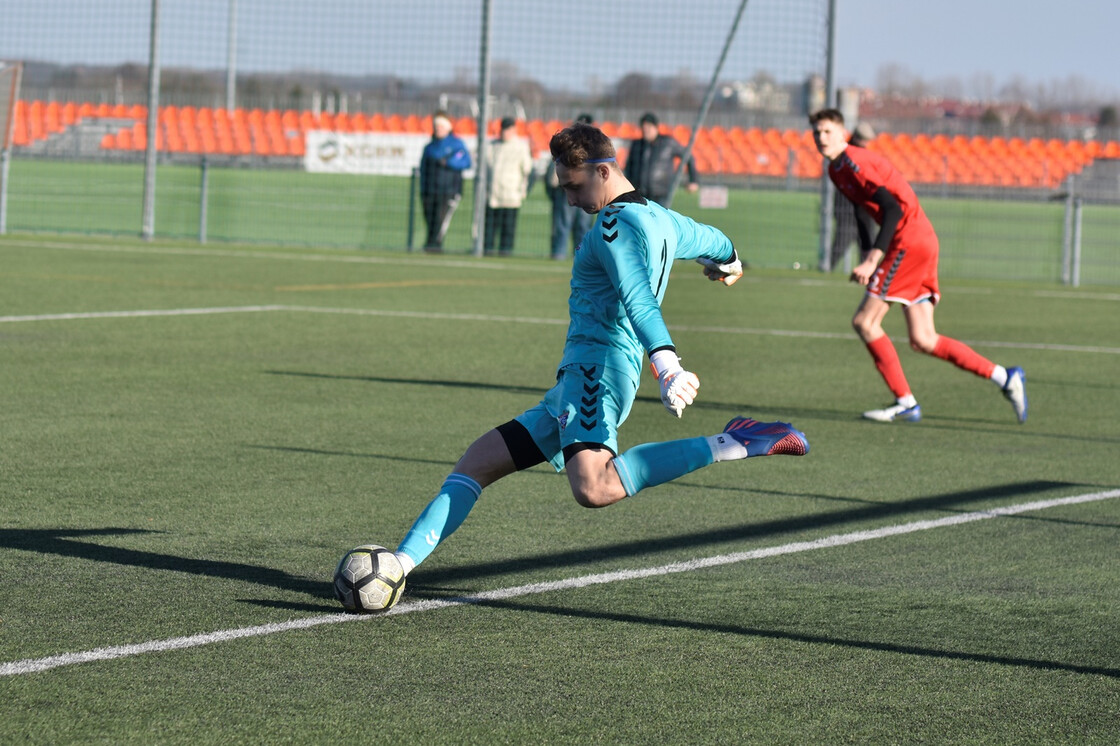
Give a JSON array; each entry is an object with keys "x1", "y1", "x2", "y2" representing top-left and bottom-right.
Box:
[
  {"x1": 1, "y1": 1, "x2": 1117, "y2": 102},
  {"x1": 834, "y1": 0, "x2": 1119, "y2": 100}
]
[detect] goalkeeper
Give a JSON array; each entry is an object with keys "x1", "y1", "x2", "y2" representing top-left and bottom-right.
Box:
[{"x1": 393, "y1": 122, "x2": 808, "y2": 577}]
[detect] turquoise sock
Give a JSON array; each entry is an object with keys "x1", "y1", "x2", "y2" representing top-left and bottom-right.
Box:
[
  {"x1": 395, "y1": 473, "x2": 481, "y2": 569},
  {"x1": 612, "y1": 437, "x2": 714, "y2": 496}
]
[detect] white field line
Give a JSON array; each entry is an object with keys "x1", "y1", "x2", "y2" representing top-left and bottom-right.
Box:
[
  {"x1": 2, "y1": 303, "x2": 1117, "y2": 355},
  {"x1": 2, "y1": 489, "x2": 1117, "y2": 677},
  {"x1": 0, "y1": 305, "x2": 286, "y2": 324}
]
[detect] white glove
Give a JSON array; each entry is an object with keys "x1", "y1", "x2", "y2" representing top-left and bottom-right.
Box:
[
  {"x1": 696, "y1": 249, "x2": 743, "y2": 286},
  {"x1": 649, "y1": 350, "x2": 700, "y2": 418}
]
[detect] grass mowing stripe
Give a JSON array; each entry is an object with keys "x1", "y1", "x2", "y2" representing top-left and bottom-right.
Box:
[
  {"x1": 8, "y1": 239, "x2": 1120, "y2": 298},
  {"x1": 0, "y1": 239, "x2": 570, "y2": 275},
  {"x1": 2, "y1": 303, "x2": 1118, "y2": 355},
  {"x1": 3, "y1": 488, "x2": 1116, "y2": 678}
]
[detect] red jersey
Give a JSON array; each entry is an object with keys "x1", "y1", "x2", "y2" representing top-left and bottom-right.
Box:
[{"x1": 828, "y1": 145, "x2": 933, "y2": 249}]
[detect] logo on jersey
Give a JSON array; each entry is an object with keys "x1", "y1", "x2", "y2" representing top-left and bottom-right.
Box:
[
  {"x1": 558, "y1": 411, "x2": 569, "y2": 430},
  {"x1": 600, "y1": 207, "x2": 622, "y2": 244},
  {"x1": 837, "y1": 151, "x2": 860, "y2": 173}
]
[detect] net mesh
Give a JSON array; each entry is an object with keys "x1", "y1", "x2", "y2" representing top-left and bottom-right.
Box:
[{"x1": 0, "y1": 1, "x2": 1117, "y2": 284}]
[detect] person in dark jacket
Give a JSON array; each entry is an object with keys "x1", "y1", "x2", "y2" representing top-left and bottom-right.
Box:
[
  {"x1": 545, "y1": 112, "x2": 595, "y2": 259},
  {"x1": 419, "y1": 111, "x2": 472, "y2": 252},
  {"x1": 623, "y1": 112, "x2": 698, "y2": 206}
]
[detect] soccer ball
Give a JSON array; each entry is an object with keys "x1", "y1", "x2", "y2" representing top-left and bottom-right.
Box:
[{"x1": 332, "y1": 544, "x2": 406, "y2": 613}]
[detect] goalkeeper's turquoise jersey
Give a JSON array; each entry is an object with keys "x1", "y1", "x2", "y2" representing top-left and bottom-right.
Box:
[{"x1": 557, "y1": 191, "x2": 735, "y2": 384}]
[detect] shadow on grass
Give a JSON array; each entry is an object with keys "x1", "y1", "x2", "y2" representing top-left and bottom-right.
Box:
[
  {"x1": 0, "y1": 527, "x2": 331, "y2": 601},
  {"x1": 2, "y1": 480, "x2": 1104, "y2": 615},
  {"x1": 401, "y1": 479, "x2": 1090, "y2": 588},
  {"x1": 467, "y1": 597, "x2": 1120, "y2": 679}
]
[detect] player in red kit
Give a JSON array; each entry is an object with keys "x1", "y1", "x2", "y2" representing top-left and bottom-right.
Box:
[{"x1": 810, "y1": 109, "x2": 1027, "y2": 424}]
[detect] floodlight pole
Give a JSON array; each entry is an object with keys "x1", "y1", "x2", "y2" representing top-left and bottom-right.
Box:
[
  {"x1": 141, "y1": 0, "x2": 162, "y2": 241},
  {"x1": 470, "y1": 0, "x2": 493, "y2": 257},
  {"x1": 226, "y1": 0, "x2": 237, "y2": 111},
  {"x1": 817, "y1": 0, "x2": 838, "y2": 271}
]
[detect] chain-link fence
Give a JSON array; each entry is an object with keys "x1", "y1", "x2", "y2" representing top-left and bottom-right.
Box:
[{"x1": 1, "y1": 0, "x2": 1117, "y2": 284}]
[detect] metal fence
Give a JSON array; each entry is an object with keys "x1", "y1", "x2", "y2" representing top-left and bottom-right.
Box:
[{"x1": 1, "y1": 0, "x2": 1117, "y2": 285}]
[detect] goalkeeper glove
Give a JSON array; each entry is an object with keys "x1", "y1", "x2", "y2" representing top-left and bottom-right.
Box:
[
  {"x1": 696, "y1": 249, "x2": 743, "y2": 286},
  {"x1": 649, "y1": 349, "x2": 699, "y2": 418}
]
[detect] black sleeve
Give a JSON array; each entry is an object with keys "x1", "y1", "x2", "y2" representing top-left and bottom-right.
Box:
[
  {"x1": 869, "y1": 187, "x2": 902, "y2": 252},
  {"x1": 855, "y1": 207, "x2": 878, "y2": 252},
  {"x1": 673, "y1": 139, "x2": 699, "y2": 184},
  {"x1": 623, "y1": 140, "x2": 639, "y2": 182}
]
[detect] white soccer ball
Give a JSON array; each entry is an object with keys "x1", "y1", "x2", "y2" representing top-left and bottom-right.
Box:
[{"x1": 332, "y1": 544, "x2": 406, "y2": 613}]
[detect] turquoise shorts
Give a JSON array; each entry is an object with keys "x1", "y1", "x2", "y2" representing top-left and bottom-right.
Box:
[{"x1": 514, "y1": 363, "x2": 637, "y2": 472}]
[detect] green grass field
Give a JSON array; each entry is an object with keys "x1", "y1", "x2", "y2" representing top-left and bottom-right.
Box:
[
  {"x1": 1, "y1": 234, "x2": 1118, "y2": 743},
  {"x1": 7, "y1": 158, "x2": 1120, "y2": 285}
]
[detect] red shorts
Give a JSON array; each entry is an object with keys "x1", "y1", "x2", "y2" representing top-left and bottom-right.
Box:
[{"x1": 867, "y1": 219, "x2": 940, "y2": 306}]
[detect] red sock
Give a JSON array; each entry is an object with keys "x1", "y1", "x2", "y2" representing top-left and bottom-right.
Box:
[
  {"x1": 930, "y1": 336, "x2": 996, "y2": 378},
  {"x1": 866, "y1": 335, "x2": 911, "y2": 399}
]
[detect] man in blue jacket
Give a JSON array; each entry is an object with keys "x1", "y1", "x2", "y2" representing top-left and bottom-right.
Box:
[{"x1": 419, "y1": 111, "x2": 472, "y2": 252}]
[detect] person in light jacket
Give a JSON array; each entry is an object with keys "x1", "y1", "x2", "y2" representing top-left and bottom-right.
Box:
[{"x1": 483, "y1": 117, "x2": 534, "y2": 256}]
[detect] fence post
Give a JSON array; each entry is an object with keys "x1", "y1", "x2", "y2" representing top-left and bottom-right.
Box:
[
  {"x1": 0, "y1": 148, "x2": 10, "y2": 234},
  {"x1": 407, "y1": 166, "x2": 417, "y2": 251},
  {"x1": 1060, "y1": 175, "x2": 1074, "y2": 285},
  {"x1": 1071, "y1": 195, "x2": 1083, "y2": 288},
  {"x1": 198, "y1": 156, "x2": 209, "y2": 243}
]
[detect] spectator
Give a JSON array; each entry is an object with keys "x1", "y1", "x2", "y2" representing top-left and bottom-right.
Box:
[
  {"x1": 484, "y1": 117, "x2": 534, "y2": 256},
  {"x1": 545, "y1": 113, "x2": 595, "y2": 259},
  {"x1": 623, "y1": 112, "x2": 698, "y2": 206},
  {"x1": 419, "y1": 111, "x2": 471, "y2": 253},
  {"x1": 824, "y1": 122, "x2": 877, "y2": 271}
]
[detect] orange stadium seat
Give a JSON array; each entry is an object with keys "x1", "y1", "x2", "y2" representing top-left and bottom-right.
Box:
[
  {"x1": 61, "y1": 101, "x2": 78, "y2": 126},
  {"x1": 383, "y1": 113, "x2": 403, "y2": 132},
  {"x1": 617, "y1": 122, "x2": 640, "y2": 140},
  {"x1": 10, "y1": 103, "x2": 29, "y2": 146},
  {"x1": 349, "y1": 112, "x2": 369, "y2": 132},
  {"x1": 43, "y1": 101, "x2": 63, "y2": 133}
]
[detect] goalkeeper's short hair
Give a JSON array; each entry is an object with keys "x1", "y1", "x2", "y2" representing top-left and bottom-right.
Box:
[{"x1": 550, "y1": 123, "x2": 615, "y2": 169}]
